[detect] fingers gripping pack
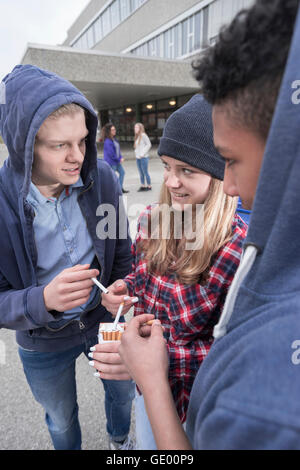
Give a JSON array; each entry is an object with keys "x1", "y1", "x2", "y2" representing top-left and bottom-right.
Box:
[{"x1": 98, "y1": 323, "x2": 125, "y2": 343}]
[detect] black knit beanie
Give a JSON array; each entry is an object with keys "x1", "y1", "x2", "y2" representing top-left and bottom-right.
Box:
[{"x1": 158, "y1": 94, "x2": 225, "y2": 180}]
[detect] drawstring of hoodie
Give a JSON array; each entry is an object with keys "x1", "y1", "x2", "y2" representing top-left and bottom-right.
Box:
[{"x1": 213, "y1": 244, "x2": 258, "y2": 340}]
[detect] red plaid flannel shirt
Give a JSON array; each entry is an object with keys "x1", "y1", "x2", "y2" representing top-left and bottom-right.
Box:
[{"x1": 125, "y1": 206, "x2": 247, "y2": 422}]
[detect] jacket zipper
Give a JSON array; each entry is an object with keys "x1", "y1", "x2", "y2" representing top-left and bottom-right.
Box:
[{"x1": 45, "y1": 291, "x2": 102, "y2": 332}]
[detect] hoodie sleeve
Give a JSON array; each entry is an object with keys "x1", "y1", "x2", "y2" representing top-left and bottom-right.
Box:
[
  {"x1": 0, "y1": 272, "x2": 63, "y2": 331},
  {"x1": 194, "y1": 405, "x2": 300, "y2": 450}
]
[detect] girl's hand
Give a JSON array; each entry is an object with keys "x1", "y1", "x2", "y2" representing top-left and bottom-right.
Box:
[
  {"x1": 101, "y1": 279, "x2": 133, "y2": 317},
  {"x1": 89, "y1": 341, "x2": 132, "y2": 381}
]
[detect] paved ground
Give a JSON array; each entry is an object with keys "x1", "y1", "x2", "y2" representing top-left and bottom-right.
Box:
[{"x1": 0, "y1": 146, "x2": 162, "y2": 450}]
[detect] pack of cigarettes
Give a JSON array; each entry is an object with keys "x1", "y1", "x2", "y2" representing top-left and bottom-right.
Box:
[{"x1": 98, "y1": 323, "x2": 125, "y2": 343}]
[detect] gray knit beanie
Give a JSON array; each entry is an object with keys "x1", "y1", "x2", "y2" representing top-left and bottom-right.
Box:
[{"x1": 158, "y1": 94, "x2": 224, "y2": 180}]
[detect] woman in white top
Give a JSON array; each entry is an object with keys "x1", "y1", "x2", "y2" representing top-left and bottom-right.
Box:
[{"x1": 134, "y1": 123, "x2": 152, "y2": 191}]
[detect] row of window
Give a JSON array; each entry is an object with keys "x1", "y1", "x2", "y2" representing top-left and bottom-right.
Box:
[
  {"x1": 131, "y1": 10, "x2": 205, "y2": 59},
  {"x1": 72, "y1": 0, "x2": 147, "y2": 50},
  {"x1": 107, "y1": 94, "x2": 193, "y2": 142},
  {"x1": 131, "y1": 0, "x2": 252, "y2": 59}
]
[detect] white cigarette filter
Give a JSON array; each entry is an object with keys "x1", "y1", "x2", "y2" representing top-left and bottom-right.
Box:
[
  {"x1": 98, "y1": 323, "x2": 125, "y2": 342},
  {"x1": 91, "y1": 277, "x2": 109, "y2": 294}
]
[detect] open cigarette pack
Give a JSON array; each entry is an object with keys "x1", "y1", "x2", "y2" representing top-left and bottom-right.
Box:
[{"x1": 98, "y1": 322, "x2": 125, "y2": 343}]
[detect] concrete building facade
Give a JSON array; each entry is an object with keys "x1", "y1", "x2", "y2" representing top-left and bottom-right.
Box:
[{"x1": 21, "y1": 0, "x2": 253, "y2": 142}]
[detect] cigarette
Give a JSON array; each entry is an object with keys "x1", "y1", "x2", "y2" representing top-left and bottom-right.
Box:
[
  {"x1": 99, "y1": 322, "x2": 125, "y2": 341},
  {"x1": 142, "y1": 320, "x2": 164, "y2": 329},
  {"x1": 117, "y1": 331, "x2": 122, "y2": 341},
  {"x1": 92, "y1": 277, "x2": 109, "y2": 294},
  {"x1": 112, "y1": 302, "x2": 124, "y2": 330}
]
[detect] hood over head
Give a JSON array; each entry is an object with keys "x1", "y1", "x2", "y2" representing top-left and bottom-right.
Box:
[
  {"x1": 214, "y1": 5, "x2": 300, "y2": 339},
  {"x1": 0, "y1": 64, "x2": 98, "y2": 197},
  {"x1": 244, "y1": 5, "x2": 300, "y2": 296}
]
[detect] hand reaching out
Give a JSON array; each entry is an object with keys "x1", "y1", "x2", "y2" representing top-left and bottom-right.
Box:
[
  {"x1": 101, "y1": 279, "x2": 136, "y2": 317},
  {"x1": 118, "y1": 314, "x2": 169, "y2": 395}
]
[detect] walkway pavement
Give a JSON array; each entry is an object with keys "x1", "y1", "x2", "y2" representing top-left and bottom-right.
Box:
[{"x1": 0, "y1": 152, "x2": 162, "y2": 450}]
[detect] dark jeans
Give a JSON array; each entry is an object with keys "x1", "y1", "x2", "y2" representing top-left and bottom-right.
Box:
[{"x1": 18, "y1": 335, "x2": 135, "y2": 450}]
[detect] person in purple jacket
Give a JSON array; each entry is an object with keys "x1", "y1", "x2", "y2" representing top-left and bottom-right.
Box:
[
  {"x1": 101, "y1": 123, "x2": 129, "y2": 193},
  {"x1": 0, "y1": 65, "x2": 135, "y2": 450}
]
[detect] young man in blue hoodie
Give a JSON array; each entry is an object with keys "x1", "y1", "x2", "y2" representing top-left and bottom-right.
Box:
[
  {"x1": 0, "y1": 65, "x2": 135, "y2": 450},
  {"x1": 115, "y1": 0, "x2": 300, "y2": 449}
]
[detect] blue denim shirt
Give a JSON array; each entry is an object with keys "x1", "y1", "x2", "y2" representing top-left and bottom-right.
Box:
[{"x1": 27, "y1": 178, "x2": 98, "y2": 319}]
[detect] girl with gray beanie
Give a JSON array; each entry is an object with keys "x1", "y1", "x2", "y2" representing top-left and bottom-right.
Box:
[{"x1": 92, "y1": 94, "x2": 247, "y2": 449}]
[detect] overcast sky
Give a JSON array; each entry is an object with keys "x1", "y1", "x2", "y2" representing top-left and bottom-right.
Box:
[{"x1": 0, "y1": 0, "x2": 90, "y2": 80}]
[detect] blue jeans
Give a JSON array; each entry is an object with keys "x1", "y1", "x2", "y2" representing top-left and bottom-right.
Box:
[
  {"x1": 135, "y1": 393, "x2": 186, "y2": 449},
  {"x1": 135, "y1": 392, "x2": 157, "y2": 450},
  {"x1": 111, "y1": 162, "x2": 125, "y2": 190},
  {"x1": 18, "y1": 336, "x2": 135, "y2": 450},
  {"x1": 136, "y1": 157, "x2": 151, "y2": 186}
]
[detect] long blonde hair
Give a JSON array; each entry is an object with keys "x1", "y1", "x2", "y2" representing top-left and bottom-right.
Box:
[
  {"x1": 134, "y1": 122, "x2": 145, "y2": 148},
  {"x1": 138, "y1": 179, "x2": 238, "y2": 285}
]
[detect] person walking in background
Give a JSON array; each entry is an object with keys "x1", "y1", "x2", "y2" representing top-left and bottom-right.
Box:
[
  {"x1": 134, "y1": 123, "x2": 152, "y2": 191},
  {"x1": 101, "y1": 123, "x2": 129, "y2": 193}
]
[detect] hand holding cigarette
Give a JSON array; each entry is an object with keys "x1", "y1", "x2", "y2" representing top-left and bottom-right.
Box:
[
  {"x1": 140, "y1": 319, "x2": 165, "y2": 337},
  {"x1": 118, "y1": 314, "x2": 169, "y2": 392},
  {"x1": 101, "y1": 279, "x2": 138, "y2": 317},
  {"x1": 44, "y1": 264, "x2": 99, "y2": 312}
]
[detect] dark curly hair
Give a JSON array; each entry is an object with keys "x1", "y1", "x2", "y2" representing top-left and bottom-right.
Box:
[{"x1": 193, "y1": 0, "x2": 299, "y2": 140}]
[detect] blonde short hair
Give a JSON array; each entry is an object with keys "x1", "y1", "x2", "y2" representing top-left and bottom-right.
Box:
[{"x1": 48, "y1": 103, "x2": 85, "y2": 120}]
